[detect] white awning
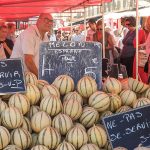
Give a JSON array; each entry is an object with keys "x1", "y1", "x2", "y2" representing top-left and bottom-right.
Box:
[{"x1": 104, "y1": 7, "x2": 150, "y2": 19}]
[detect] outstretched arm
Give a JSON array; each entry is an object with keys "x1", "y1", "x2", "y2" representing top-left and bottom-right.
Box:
[{"x1": 24, "y1": 54, "x2": 38, "y2": 77}]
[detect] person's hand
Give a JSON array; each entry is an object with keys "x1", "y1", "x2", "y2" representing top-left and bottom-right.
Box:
[
  {"x1": 2, "y1": 42, "x2": 12, "y2": 55},
  {"x1": 2, "y1": 42, "x2": 9, "y2": 49}
]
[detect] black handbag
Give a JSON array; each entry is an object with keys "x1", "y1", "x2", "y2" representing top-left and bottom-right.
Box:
[{"x1": 144, "y1": 61, "x2": 148, "y2": 73}]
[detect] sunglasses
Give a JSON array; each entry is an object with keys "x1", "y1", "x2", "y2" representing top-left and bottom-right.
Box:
[
  {"x1": 41, "y1": 18, "x2": 53, "y2": 23},
  {"x1": 125, "y1": 23, "x2": 131, "y2": 26},
  {"x1": 97, "y1": 28, "x2": 102, "y2": 31}
]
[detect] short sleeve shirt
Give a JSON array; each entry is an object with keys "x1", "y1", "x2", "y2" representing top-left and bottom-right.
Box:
[
  {"x1": 11, "y1": 25, "x2": 48, "y2": 71},
  {"x1": 71, "y1": 34, "x2": 85, "y2": 42}
]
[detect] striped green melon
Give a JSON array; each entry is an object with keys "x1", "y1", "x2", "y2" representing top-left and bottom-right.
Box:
[
  {"x1": 63, "y1": 99, "x2": 82, "y2": 121},
  {"x1": 3, "y1": 145, "x2": 22, "y2": 150},
  {"x1": 37, "y1": 80, "x2": 49, "y2": 91},
  {"x1": 2, "y1": 107, "x2": 23, "y2": 129},
  {"x1": 26, "y1": 105, "x2": 40, "y2": 120},
  {"x1": 80, "y1": 143, "x2": 100, "y2": 150},
  {"x1": 38, "y1": 126, "x2": 61, "y2": 149},
  {"x1": 40, "y1": 95, "x2": 62, "y2": 117},
  {"x1": 133, "y1": 98, "x2": 150, "y2": 108},
  {"x1": 79, "y1": 107, "x2": 99, "y2": 128},
  {"x1": 143, "y1": 88, "x2": 150, "y2": 99},
  {"x1": 63, "y1": 91, "x2": 83, "y2": 105},
  {"x1": 21, "y1": 116, "x2": 32, "y2": 133},
  {"x1": 89, "y1": 91, "x2": 110, "y2": 112},
  {"x1": 25, "y1": 83, "x2": 40, "y2": 105},
  {"x1": 128, "y1": 78, "x2": 149, "y2": 93},
  {"x1": 25, "y1": 71, "x2": 38, "y2": 85},
  {"x1": 66, "y1": 126, "x2": 88, "y2": 149},
  {"x1": 109, "y1": 94, "x2": 122, "y2": 112},
  {"x1": 31, "y1": 133, "x2": 39, "y2": 147},
  {"x1": 56, "y1": 141, "x2": 76, "y2": 150},
  {"x1": 116, "y1": 106, "x2": 132, "y2": 113},
  {"x1": 53, "y1": 75, "x2": 75, "y2": 95},
  {"x1": 119, "y1": 89, "x2": 137, "y2": 107},
  {"x1": 10, "y1": 128, "x2": 32, "y2": 150},
  {"x1": 41, "y1": 84, "x2": 60, "y2": 98},
  {"x1": 87, "y1": 125, "x2": 107, "y2": 148},
  {"x1": 103, "y1": 77, "x2": 122, "y2": 94},
  {"x1": 74, "y1": 123, "x2": 86, "y2": 131},
  {"x1": 31, "y1": 145, "x2": 49, "y2": 150},
  {"x1": 0, "y1": 126, "x2": 10, "y2": 149},
  {"x1": 100, "y1": 111, "x2": 113, "y2": 121},
  {"x1": 31, "y1": 111, "x2": 51, "y2": 133},
  {"x1": 0, "y1": 99, "x2": 8, "y2": 114},
  {"x1": 77, "y1": 76, "x2": 97, "y2": 98},
  {"x1": 52, "y1": 113, "x2": 73, "y2": 135},
  {"x1": 9, "y1": 93, "x2": 30, "y2": 115}
]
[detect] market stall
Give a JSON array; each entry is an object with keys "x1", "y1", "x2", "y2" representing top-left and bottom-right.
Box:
[{"x1": 0, "y1": 0, "x2": 150, "y2": 149}]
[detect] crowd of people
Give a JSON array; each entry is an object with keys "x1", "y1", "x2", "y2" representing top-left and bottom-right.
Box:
[
  {"x1": 0, "y1": 13, "x2": 150, "y2": 83},
  {"x1": 49, "y1": 16, "x2": 150, "y2": 83}
]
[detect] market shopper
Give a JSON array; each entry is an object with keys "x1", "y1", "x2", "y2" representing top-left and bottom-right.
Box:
[
  {"x1": 120, "y1": 16, "x2": 136, "y2": 77},
  {"x1": 0, "y1": 23, "x2": 14, "y2": 59},
  {"x1": 71, "y1": 26, "x2": 85, "y2": 42},
  {"x1": 145, "y1": 16, "x2": 150, "y2": 54},
  {"x1": 86, "y1": 19, "x2": 96, "y2": 41},
  {"x1": 132, "y1": 22, "x2": 149, "y2": 83},
  {"x1": 56, "y1": 30, "x2": 62, "y2": 41},
  {"x1": 11, "y1": 13, "x2": 53, "y2": 77},
  {"x1": 93, "y1": 19, "x2": 115, "y2": 64}
]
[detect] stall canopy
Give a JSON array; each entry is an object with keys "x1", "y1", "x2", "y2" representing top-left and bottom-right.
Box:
[{"x1": 0, "y1": 0, "x2": 112, "y2": 21}]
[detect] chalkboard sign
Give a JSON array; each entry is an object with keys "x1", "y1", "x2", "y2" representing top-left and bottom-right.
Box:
[
  {"x1": 0, "y1": 58, "x2": 26, "y2": 95},
  {"x1": 39, "y1": 41, "x2": 102, "y2": 89},
  {"x1": 103, "y1": 105, "x2": 150, "y2": 150}
]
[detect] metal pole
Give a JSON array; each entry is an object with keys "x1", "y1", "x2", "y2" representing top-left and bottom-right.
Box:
[
  {"x1": 101, "y1": 0, "x2": 105, "y2": 58},
  {"x1": 60, "y1": 13, "x2": 62, "y2": 41},
  {"x1": 70, "y1": 9, "x2": 73, "y2": 35},
  {"x1": 84, "y1": 6, "x2": 86, "y2": 41},
  {"x1": 136, "y1": 0, "x2": 139, "y2": 80}
]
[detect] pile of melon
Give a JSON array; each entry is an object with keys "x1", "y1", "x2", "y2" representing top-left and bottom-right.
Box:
[{"x1": 0, "y1": 72, "x2": 150, "y2": 150}]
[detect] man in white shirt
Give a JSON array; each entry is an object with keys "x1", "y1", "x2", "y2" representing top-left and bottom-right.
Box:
[
  {"x1": 11, "y1": 13, "x2": 53, "y2": 77},
  {"x1": 71, "y1": 26, "x2": 85, "y2": 42}
]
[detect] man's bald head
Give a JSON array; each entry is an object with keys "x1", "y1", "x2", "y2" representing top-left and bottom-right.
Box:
[
  {"x1": 37, "y1": 13, "x2": 53, "y2": 35},
  {"x1": 38, "y1": 13, "x2": 53, "y2": 20}
]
